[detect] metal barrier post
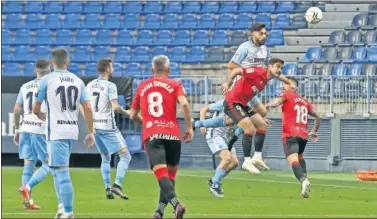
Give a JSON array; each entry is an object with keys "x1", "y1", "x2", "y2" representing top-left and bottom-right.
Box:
[
  {"x1": 204, "y1": 76, "x2": 209, "y2": 105},
  {"x1": 367, "y1": 76, "x2": 371, "y2": 113},
  {"x1": 330, "y1": 76, "x2": 334, "y2": 113}
]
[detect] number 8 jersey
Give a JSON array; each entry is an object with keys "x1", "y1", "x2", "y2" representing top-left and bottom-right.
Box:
[
  {"x1": 36, "y1": 71, "x2": 90, "y2": 141},
  {"x1": 131, "y1": 76, "x2": 186, "y2": 143},
  {"x1": 281, "y1": 90, "x2": 315, "y2": 139}
]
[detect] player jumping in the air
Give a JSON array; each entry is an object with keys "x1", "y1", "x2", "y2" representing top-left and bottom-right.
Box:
[
  {"x1": 86, "y1": 58, "x2": 133, "y2": 200},
  {"x1": 31, "y1": 49, "x2": 95, "y2": 219},
  {"x1": 220, "y1": 58, "x2": 295, "y2": 160},
  {"x1": 266, "y1": 77, "x2": 321, "y2": 198},
  {"x1": 15, "y1": 59, "x2": 51, "y2": 210},
  {"x1": 199, "y1": 100, "x2": 239, "y2": 197},
  {"x1": 130, "y1": 55, "x2": 193, "y2": 219}
]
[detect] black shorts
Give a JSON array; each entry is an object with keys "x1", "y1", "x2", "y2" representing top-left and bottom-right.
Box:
[
  {"x1": 145, "y1": 138, "x2": 181, "y2": 169},
  {"x1": 283, "y1": 137, "x2": 308, "y2": 158},
  {"x1": 223, "y1": 100, "x2": 256, "y2": 124}
]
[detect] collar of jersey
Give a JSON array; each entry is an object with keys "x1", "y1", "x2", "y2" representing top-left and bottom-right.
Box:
[
  {"x1": 52, "y1": 70, "x2": 69, "y2": 73},
  {"x1": 97, "y1": 76, "x2": 108, "y2": 80}
]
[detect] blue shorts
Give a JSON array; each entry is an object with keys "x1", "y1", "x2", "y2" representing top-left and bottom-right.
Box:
[
  {"x1": 47, "y1": 140, "x2": 76, "y2": 167},
  {"x1": 31, "y1": 134, "x2": 47, "y2": 162},
  {"x1": 19, "y1": 133, "x2": 35, "y2": 160},
  {"x1": 95, "y1": 129, "x2": 127, "y2": 155}
]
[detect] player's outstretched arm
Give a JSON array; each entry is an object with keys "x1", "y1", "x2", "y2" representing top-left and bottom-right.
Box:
[
  {"x1": 278, "y1": 75, "x2": 297, "y2": 90},
  {"x1": 221, "y1": 68, "x2": 243, "y2": 94},
  {"x1": 308, "y1": 110, "x2": 321, "y2": 142},
  {"x1": 178, "y1": 95, "x2": 194, "y2": 143},
  {"x1": 266, "y1": 97, "x2": 284, "y2": 110}
]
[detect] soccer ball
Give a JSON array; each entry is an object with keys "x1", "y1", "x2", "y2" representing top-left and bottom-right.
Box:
[{"x1": 305, "y1": 7, "x2": 323, "y2": 24}]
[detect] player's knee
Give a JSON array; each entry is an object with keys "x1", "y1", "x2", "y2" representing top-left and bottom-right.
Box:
[
  {"x1": 100, "y1": 153, "x2": 111, "y2": 164},
  {"x1": 287, "y1": 153, "x2": 299, "y2": 165},
  {"x1": 254, "y1": 120, "x2": 268, "y2": 131},
  {"x1": 221, "y1": 153, "x2": 232, "y2": 166},
  {"x1": 298, "y1": 154, "x2": 304, "y2": 160},
  {"x1": 118, "y1": 150, "x2": 131, "y2": 163}
]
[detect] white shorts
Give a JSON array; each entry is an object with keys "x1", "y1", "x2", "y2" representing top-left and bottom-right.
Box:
[{"x1": 206, "y1": 136, "x2": 236, "y2": 155}]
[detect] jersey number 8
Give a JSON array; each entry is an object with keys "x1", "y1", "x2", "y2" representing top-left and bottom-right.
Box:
[
  {"x1": 148, "y1": 92, "x2": 163, "y2": 117},
  {"x1": 294, "y1": 105, "x2": 308, "y2": 124}
]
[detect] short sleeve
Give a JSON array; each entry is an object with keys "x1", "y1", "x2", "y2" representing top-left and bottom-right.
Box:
[
  {"x1": 230, "y1": 43, "x2": 248, "y2": 65},
  {"x1": 108, "y1": 83, "x2": 118, "y2": 100},
  {"x1": 80, "y1": 83, "x2": 91, "y2": 103},
  {"x1": 35, "y1": 77, "x2": 48, "y2": 103},
  {"x1": 16, "y1": 89, "x2": 23, "y2": 105},
  {"x1": 175, "y1": 83, "x2": 186, "y2": 98},
  {"x1": 208, "y1": 99, "x2": 224, "y2": 112},
  {"x1": 131, "y1": 87, "x2": 141, "y2": 110},
  {"x1": 265, "y1": 48, "x2": 272, "y2": 65}
]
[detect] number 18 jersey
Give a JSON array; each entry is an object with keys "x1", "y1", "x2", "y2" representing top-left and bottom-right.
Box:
[
  {"x1": 281, "y1": 90, "x2": 314, "y2": 139},
  {"x1": 131, "y1": 76, "x2": 186, "y2": 143}
]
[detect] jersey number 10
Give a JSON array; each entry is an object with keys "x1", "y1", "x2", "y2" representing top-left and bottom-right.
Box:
[
  {"x1": 56, "y1": 86, "x2": 79, "y2": 112},
  {"x1": 294, "y1": 105, "x2": 308, "y2": 124}
]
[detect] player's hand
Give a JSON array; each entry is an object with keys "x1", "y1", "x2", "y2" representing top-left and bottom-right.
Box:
[
  {"x1": 13, "y1": 132, "x2": 20, "y2": 146},
  {"x1": 264, "y1": 118, "x2": 273, "y2": 128},
  {"x1": 85, "y1": 133, "x2": 95, "y2": 148},
  {"x1": 200, "y1": 127, "x2": 207, "y2": 136},
  {"x1": 183, "y1": 128, "x2": 194, "y2": 143},
  {"x1": 220, "y1": 83, "x2": 230, "y2": 95},
  {"x1": 309, "y1": 132, "x2": 319, "y2": 142}
]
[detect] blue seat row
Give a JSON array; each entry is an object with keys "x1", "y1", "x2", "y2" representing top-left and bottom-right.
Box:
[
  {"x1": 2, "y1": 13, "x2": 307, "y2": 30},
  {"x1": 2, "y1": 1, "x2": 315, "y2": 14},
  {"x1": 2, "y1": 29, "x2": 284, "y2": 47},
  {"x1": 323, "y1": 30, "x2": 377, "y2": 47},
  {"x1": 1, "y1": 62, "x2": 181, "y2": 77},
  {"x1": 283, "y1": 63, "x2": 377, "y2": 76},
  {"x1": 345, "y1": 14, "x2": 377, "y2": 30}
]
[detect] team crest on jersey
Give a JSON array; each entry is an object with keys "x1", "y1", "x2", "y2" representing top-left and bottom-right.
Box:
[
  {"x1": 233, "y1": 53, "x2": 240, "y2": 60},
  {"x1": 246, "y1": 68, "x2": 254, "y2": 73}
]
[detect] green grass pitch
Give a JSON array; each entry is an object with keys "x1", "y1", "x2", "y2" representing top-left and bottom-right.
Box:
[{"x1": 2, "y1": 167, "x2": 377, "y2": 218}]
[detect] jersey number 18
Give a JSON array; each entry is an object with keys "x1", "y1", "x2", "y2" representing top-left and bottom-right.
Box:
[{"x1": 294, "y1": 105, "x2": 308, "y2": 124}]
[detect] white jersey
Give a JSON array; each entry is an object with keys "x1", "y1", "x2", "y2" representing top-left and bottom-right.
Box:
[
  {"x1": 86, "y1": 78, "x2": 118, "y2": 130},
  {"x1": 16, "y1": 79, "x2": 46, "y2": 135},
  {"x1": 35, "y1": 71, "x2": 90, "y2": 141}
]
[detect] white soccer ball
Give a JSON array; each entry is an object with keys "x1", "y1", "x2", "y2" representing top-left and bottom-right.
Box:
[{"x1": 305, "y1": 7, "x2": 323, "y2": 24}]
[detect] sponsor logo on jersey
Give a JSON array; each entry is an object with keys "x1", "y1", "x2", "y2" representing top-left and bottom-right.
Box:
[{"x1": 149, "y1": 134, "x2": 179, "y2": 141}]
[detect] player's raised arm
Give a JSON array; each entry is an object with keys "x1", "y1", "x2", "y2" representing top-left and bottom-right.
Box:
[
  {"x1": 266, "y1": 97, "x2": 284, "y2": 110},
  {"x1": 278, "y1": 75, "x2": 297, "y2": 90},
  {"x1": 221, "y1": 68, "x2": 244, "y2": 94},
  {"x1": 13, "y1": 89, "x2": 23, "y2": 146}
]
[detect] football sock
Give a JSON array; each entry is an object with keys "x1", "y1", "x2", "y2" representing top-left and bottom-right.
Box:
[
  {"x1": 299, "y1": 155, "x2": 307, "y2": 177},
  {"x1": 50, "y1": 169, "x2": 62, "y2": 204},
  {"x1": 291, "y1": 161, "x2": 306, "y2": 182},
  {"x1": 195, "y1": 116, "x2": 226, "y2": 128},
  {"x1": 100, "y1": 153, "x2": 111, "y2": 189},
  {"x1": 154, "y1": 168, "x2": 180, "y2": 209},
  {"x1": 242, "y1": 132, "x2": 253, "y2": 158},
  {"x1": 115, "y1": 151, "x2": 131, "y2": 186},
  {"x1": 55, "y1": 168, "x2": 74, "y2": 213},
  {"x1": 27, "y1": 161, "x2": 49, "y2": 189},
  {"x1": 212, "y1": 167, "x2": 227, "y2": 185},
  {"x1": 22, "y1": 161, "x2": 35, "y2": 186},
  {"x1": 235, "y1": 128, "x2": 244, "y2": 137},
  {"x1": 254, "y1": 130, "x2": 266, "y2": 153}
]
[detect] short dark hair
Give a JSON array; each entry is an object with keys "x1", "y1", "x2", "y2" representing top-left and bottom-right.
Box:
[
  {"x1": 35, "y1": 59, "x2": 50, "y2": 69},
  {"x1": 51, "y1": 49, "x2": 69, "y2": 68},
  {"x1": 97, "y1": 58, "x2": 112, "y2": 73},
  {"x1": 250, "y1": 23, "x2": 266, "y2": 32},
  {"x1": 269, "y1": 58, "x2": 284, "y2": 66},
  {"x1": 285, "y1": 76, "x2": 299, "y2": 87}
]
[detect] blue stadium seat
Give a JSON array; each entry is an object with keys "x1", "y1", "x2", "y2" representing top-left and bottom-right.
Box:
[
  {"x1": 135, "y1": 30, "x2": 153, "y2": 45},
  {"x1": 196, "y1": 79, "x2": 212, "y2": 95},
  {"x1": 115, "y1": 30, "x2": 134, "y2": 45},
  {"x1": 198, "y1": 13, "x2": 215, "y2": 29},
  {"x1": 144, "y1": 1, "x2": 162, "y2": 13},
  {"x1": 338, "y1": 47, "x2": 353, "y2": 62},
  {"x1": 363, "y1": 14, "x2": 377, "y2": 30},
  {"x1": 332, "y1": 63, "x2": 348, "y2": 76},
  {"x1": 118, "y1": 95, "x2": 126, "y2": 108},
  {"x1": 84, "y1": 62, "x2": 98, "y2": 76},
  {"x1": 192, "y1": 30, "x2": 209, "y2": 45},
  {"x1": 318, "y1": 64, "x2": 333, "y2": 76},
  {"x1": 83, "y1": 13, "x2": 101, "y2": 28},
  {"x1": 14, "y1": 29, "x2": 32, "y2": 45},
  {"x1": 230, "y1": 30, "x2": 247, "y2": 45},
  {"x1": 347, "y1": 64, "x2": 363, "y2": 76},
  {"x1": 143, "y1": 14, "x2": 161, "y2": 29},
  {"x1": 201, "y1": 2, "x2": 219, "y2": 13},
  {"x1": 180, "y1": 14, "x2": 197, "y2": 29},
  {"x1": 104, "y1": 1, "x2": 122, "y2": 13},
  {"x1": 2, "y1": 63, "x2": 20, "y2": 76},
  {"x1": 225, "y1": 46, "x2": 237, "y2": 61},
  {"x1": 219, "y1": 1, "x2": 238, "y2": 13},
  {"x1": 132, "y1": 79, "x2": 140, "y2": 94},
  {"x1": 255, "y1": 13, "x2": 272, "y2": 29},
  {"x1": 299, "y1": 47, "x2": 322, "y2": 63},
  {"x1": 68, "y1": 63, "x2": 81, "y2": 76},
  {"x1": 64, "y1": 14, "x2": 81, "y2": 28},
  {"x1": 154, "y1": 30, "x2": 172, "y2": 45},
  {"x1": 53, "y1": 29, "x2": 73, "y2": 45},
  {"x1": 34, "y1": 46, "x2": 50, "y2": 60},
  {"x1": 64, "y1": 2, "x2": 83, "y2": 13},
  {"x1": 125, "y1": 135, "x2": 144, "y2": 154},
  {"x1": 2, "y1": 46, "x2": 13, "y2": 61},
  {"x1": 44, "y1": 1, "x2": 63, "y2": 13},
  {"x1": 14, "y1": 46, "x2": 31, "y2": 61},
  {"x1": 4, "y1": 14, "x2": 22, "y2": 29},
  {"x1": 185, "y1": 46, "x2": 205, "y2": 63},
  {"x1": 74, "y1": 29, "x2": 93, "y2": 45},
  {"x1": 273, "y1": 14, "x2": 290, "y2": 29},
  {"x1": 2, "y1": 29, "x2": 12, "y2": 45},
  {"x1": 206, "y1": 46, "x2": 224, "y2": 62},
  {"x1": 25, "y1": 14, "x2": 43, "y2": 29},
  {"x1": 233, "y1": 13, "x2": 252, "y2": 29},
  {"x1": 123, "y1": 13, "x2": 140, "y2": 29},
  {"x1": 103, "y1": 14, "x2": 120, "y2": 29},
  {"x1": 351, "y1": 47, "x2": 368, "y2": 63},
  {"x1": 151, "y1": 46, "x2": 169, "y2": 58},
  {"x1": 170, "y1": 62, "x2": 180, "y2": 76},
  {"x1": 171, "y1": 47, "x2": 187, "y2": 62},
  {"x1": 182, "y1": 2, "x2": 201, "y2": 13},
  {"x1": 94, "y1": 29, "x2": 113, "y2": 45},
  {"x1": 216, "y1": 13, "x2": 234, "y2": 29},
  {"x1": 258, "y1": 1, "x2": 276, "y2": 13},
  {"x1": 295, "y1": 2, "x2": 312, "y2": 13},
  {"x1": 165, "y1": 1, "x2": 182, "y2": 13},
  {"x1": 162, "y1": 14, "x2": 179, "y2": 29},
  {"x1": 315, "y1": 47, "x2": 339, "y2": 63},
  {"x1": 23, "y1": 62, "x2": 36, "y2": 76},
  {"x1": 112, "y1": 63, "x2": 123, "y2": 77},
  {"x1": 180, "y1": 79, "x2": 195, "y2": 95},
  {"x1": 323, "y1": 30, "x2": 345, "y2": 46},
  {"x1": 172, "y1": 30, "x2": 190, "y2": 46},
  {"x1": 265, "y1": 29, "x2": 284, "y2": 46},
  {"x1": 93, "y1": 46, "x2": 111, "y2": 61},
  {"x1": 125, "y1": 63, "x2": 142, "y2": 75},
  {"x1": 3, "y1": 2, "x2": 23, "y2": 13},
  {"x1": 84, "y1": 2, "x2": 103, "y2": 13},
  {"x1": 300, "y1": 80, "x2": 319, "y2": 97},
  {"x1": 339, "y1": 31, "x2": 363, "y2": 47},
  {"x1": 33, "y1": 29, "x2": 53, "y2": 45},
  {"x1": 132, "y1": 46, "x2": 150, "y2": 62},
  {"x1": 143, "y1": 63, "x2": 153, "y2": 76},
  {"x1": 123, "y1": 2, "x2": 143, "y2": 13},
  {"x1": 275, "y1": 2, "x2": 295, "y2": 13},
  {"x1": 291, "y1": 15, "x2": 307, "y2": 29},
  {"x1": 363, "y1": 64, "x2": 377, "y2": 76},
  {"x1": 238, "y1": 2, "x2": 257, "y2": 13},
  {"x1": 300, "y1": 63, "x2": 317, "y2": 76},
  {"x1": 345, "y1": 13, "x2": 369, "y2": 30},
  {"x1": 210, "y1": 30, "x2": 228, "y2": 45},
  {"x1": 25, "y1": 2, "x2": 43, "y2": 13},
  {"x1": 114, "y1": 46, "x2": 131, "y2": 62},
  {"x1": 44, "y1": 14, "x2": 61, "y2": 28},
  {"x1": 363, "y1": 30, "x2": 377, "y2": 46},
  {"x1": 282, "y1": 63, "x2": 298, "y2": 75},
  {"x1": 72, "y1": 46, "x2": 91, "y2": 62},
  {"x1": 366, "y1": 46, "x2": 377, "y2": 63}
]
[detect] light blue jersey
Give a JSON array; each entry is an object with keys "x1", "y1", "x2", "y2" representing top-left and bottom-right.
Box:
[{"x1": 230, "y1": 41, "x2": 271, "y2": 68}]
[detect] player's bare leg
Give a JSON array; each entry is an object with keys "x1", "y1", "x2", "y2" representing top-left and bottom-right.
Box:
[
  {"x1": 287, "y1": 153, "x2": 311, "y2": 198},
  {"x1": 208, "y1": 150, "x2": 232, "y2": 198},
  {"x1": 249, "y1": 112, "x2": 270, "y2": 171},
  {"x1": 111, "y1": 147, "x2": 131, "y2": 200}
]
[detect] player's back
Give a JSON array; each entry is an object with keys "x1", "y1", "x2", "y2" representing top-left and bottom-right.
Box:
[
  {"x1": 87, "y1": 78, "x2": 117, "y2": 130},
  {"x1": 281, "y1": 90, "x2": 314, "y2": 139},
  {"x1": 39, "y1": 71, "x2": 86, "y2": 140}
]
